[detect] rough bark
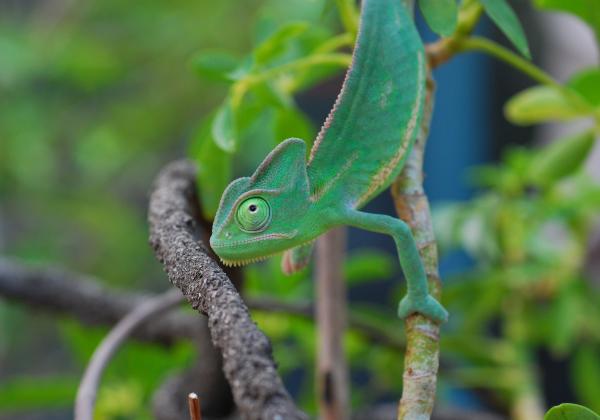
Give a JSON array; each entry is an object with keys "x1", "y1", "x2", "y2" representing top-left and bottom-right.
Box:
[
  {"x1": 148, "y1": 160, "x2": 306, "y2": 420},
  {"x1": 392, "y1": 76, "x2": 442, "y2": 420}
]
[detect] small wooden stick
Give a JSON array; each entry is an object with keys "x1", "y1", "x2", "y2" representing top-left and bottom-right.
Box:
[{"x1": 188, "y1": 392, "x2": 202, "y2": 420}]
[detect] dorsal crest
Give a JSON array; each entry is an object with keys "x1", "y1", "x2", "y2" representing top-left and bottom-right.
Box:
[{"x1": 250, "y1": 138, "x2": 308, "y2": 191}]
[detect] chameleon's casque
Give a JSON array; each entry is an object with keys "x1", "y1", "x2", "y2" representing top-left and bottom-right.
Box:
[{"x1": 210, "y1": 0, "x2": 448, "y2": 323}]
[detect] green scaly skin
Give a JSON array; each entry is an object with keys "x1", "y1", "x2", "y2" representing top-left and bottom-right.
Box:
[{"x1": 210, "y1": 0, "x2": 448, "y2": 323}]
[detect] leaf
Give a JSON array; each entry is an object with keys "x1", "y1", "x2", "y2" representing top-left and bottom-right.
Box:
[
  {"x1": 274, "y1": 106, "x2": 315, "y2": 145},
  {"x1": 480, "y1": 0, "x2": 531, "y2": 58},
  {"x1": 418, "y1": 0, "x2": 458, "y2": 37},
  {"x1": 212, "y1": 99, "x2": 237, "y2": 152},
  {"x1": 189, "y1": 115, "x2": 232, "y2": 219},
  {"x1": 571, "y1": 346, "x2": 600, "y2": 414},
  {"x1": 191, "y1": 50, "x2": 239, "y2": 82},
  {"x1": 547, "y1": 286, "x2": 580, "y2": 355},
  {"x1": 253, "y1": 81, "x2": 292, "y2": 109},
  {"x1": 568, "y1": 68, "x2": 600, "y2": 107},
  {"x1": 545, "y1": 403, "x2": 600, "y2": 420},
  {"x1": 533, "y1": 0, "x2": 600, "y2": 41},
  {"x1": 528, "y1": 130, "x2": 596, "y2": 186},
  {"x1": 505, "y1": 85, "x2": 587, "y2": 125},
  {"x1": 254, "y1": 22, "x2": 310, "y2": 66}
]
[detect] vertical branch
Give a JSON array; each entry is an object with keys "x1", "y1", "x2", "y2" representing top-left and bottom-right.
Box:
[
  {"x1": 392, "y1": 76, "x2": 442, "y2": 420},
  {"x1": 315, "y1": 227, "x2": 350, "y2": 420}
]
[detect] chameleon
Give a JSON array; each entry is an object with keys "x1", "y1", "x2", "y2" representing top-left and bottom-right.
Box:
[{"x1": 209, "y1": 0, "x2": 448, "y2": 324}]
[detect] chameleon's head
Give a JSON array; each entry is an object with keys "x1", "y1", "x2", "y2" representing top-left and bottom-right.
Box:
[{"x1": 210, "y1": 138, "x2": 312, "y2": 266}]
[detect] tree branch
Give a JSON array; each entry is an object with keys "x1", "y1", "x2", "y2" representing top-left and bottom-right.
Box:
[
  {"x1": 0, "y1": 257, "x2": 199, "y2": 345},
  {"x1": 392, "y1": 76, "x2": 442, "y2": 420},
  {"x1": 148, "y1": 160, "x2": 306, "y2": 420}
]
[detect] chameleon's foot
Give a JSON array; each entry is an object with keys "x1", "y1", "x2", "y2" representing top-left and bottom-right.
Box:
[{"x1": 397, "y1": 294, "x2": 448, "y2": 324}]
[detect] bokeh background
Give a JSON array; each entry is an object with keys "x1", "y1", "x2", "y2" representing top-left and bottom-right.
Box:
[{"x1": 1, "y1": 0, "x2": 599, "y2": 419}]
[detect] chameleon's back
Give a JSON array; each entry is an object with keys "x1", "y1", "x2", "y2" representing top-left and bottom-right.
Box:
[{"x1": 306, "y1": 0, "x2": 425, "y2": 209}]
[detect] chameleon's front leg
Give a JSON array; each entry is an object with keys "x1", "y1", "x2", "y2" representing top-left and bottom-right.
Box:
[{"x1": 343, "y1": 210, "x2": 448, "y2": 324}]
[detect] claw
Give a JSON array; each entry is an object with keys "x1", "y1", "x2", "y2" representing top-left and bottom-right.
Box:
[{"x1": 397, "y1": 294, "x2": 448, "y2": 324}]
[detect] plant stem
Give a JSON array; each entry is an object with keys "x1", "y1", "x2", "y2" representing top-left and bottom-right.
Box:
[
  {"x1": 231, "y1": 53, "x2": 352, "y2": 108},
  {"x1": 457, "y1": 37, "x2": 558, "y2": 87},
  {"x1": 392, "y1": 76, "x2": 442, "y2": 420},
  {"x1": 315, "y1": 228, "x2": 350, "y2": 420},
  {"x1": 314, "y1": 33, "x2": 355, "y2": 55}
]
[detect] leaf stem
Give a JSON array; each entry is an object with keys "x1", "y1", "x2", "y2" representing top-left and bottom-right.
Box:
[
  {"x1": 314, "y1": 32, "x2": 354, "y2": 55},
  {"x1": 457, "y1": 36, "x2": 558, "y2": 87}
]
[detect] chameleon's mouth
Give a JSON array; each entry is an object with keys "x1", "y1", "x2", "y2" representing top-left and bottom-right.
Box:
[
  {"x1": 219, "y1": 252, "x2": 276, "y2": 267},
  {"x1": 210, "y1": 230, "x2": 298, "y2": 267}
]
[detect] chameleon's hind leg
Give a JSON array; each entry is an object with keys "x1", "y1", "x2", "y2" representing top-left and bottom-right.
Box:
[{"x1": 343, "y1": 210, "x2": 448, "y2": 324}]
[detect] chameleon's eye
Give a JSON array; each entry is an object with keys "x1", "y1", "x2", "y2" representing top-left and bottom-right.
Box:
[{"x1": 236, "y1": 197, "x2": 271, "y2": 232}]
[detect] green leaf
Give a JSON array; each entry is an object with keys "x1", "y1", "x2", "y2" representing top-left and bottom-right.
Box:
[
  {"x1": 571, "y1": 346, "x2": 600, "y2": 414},
  {"x1": 545, "y1": 403, "x2": 600, "y2": 420},
  {"x1": 568, "y1": 68, "x2": 600, "y2": 107},
  {"x1": 253, "y1": 81, "x2": 292, "y2": 109},
  {"x1": 419, "y1": 0, "x2": 458, "y2": 37},
  {"x1": 547, "y1": 286, "x2": 580, "y2": 355},
  {"x1": 480, "y1": 0, "x2": 531, "y2": 58},
  {"x1": 529, "y1": 130, "x2": 596, "y2": 186},
  {"x1": 192, "y1": 50, "x2": 239, "y2": 82},
  {"x1": 212, "y1": 99, "x2": 237, "y2": 152},
  {"x1": 274, "y1": 106, "x2": 315, "y2": 145},
  {"x1": 505, "y1": 85, "x2": 587, "y2": 125},
  {"x1": 189, "y1": 115, "x2": 232, "y2": 219},
  {"x1": 254, "y1": 22, "x2": 310, "y2": 66},
  {"x1": 533, "y1": 0, "x2": 600, "y2": 41}
]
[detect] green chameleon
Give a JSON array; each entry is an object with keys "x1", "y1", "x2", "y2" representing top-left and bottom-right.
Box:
[{"x1": 210, "y1": 0, "x2": 448, "y2": 324}]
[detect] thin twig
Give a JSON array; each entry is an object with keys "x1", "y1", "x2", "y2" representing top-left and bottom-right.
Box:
[
  {"x1": 75, "y1": 289, "x2": 183, "y2": 420},
  {"x1": 315, "y1": 228, "x2": 349, "y2": 420},
  {"x1": 247, "y1": 296, "x2": 406, "y2": 352},
  {"x1": 188, "y1": 393, "x2": 203, "y2": 420}
]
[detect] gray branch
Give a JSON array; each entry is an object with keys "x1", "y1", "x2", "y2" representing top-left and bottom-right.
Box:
[
  {"x1": 0, "y1": 257, "x2": 200, "y2": 345},
  {"x1": 148, "y1": 160, "x2": 307, "y2": 420}
]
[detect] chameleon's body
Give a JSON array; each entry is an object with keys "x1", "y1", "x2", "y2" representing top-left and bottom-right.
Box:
[{"x1": 210, "y1": 0, "x2": 447, "y2": 323}]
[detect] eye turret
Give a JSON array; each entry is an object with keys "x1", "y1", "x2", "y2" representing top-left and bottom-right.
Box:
[{"x1": 236, "y1": 197, "x2": 271, "y2": 232}]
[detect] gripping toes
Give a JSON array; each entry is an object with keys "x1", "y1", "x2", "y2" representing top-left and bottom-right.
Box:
[{"x1": 397, "y1": 294, "x2": 448, "y2": 324}]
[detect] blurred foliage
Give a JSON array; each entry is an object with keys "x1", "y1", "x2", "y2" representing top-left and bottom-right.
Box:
[{"x1": 1, "y1": 0, "x2": 600, "y2": 419}]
